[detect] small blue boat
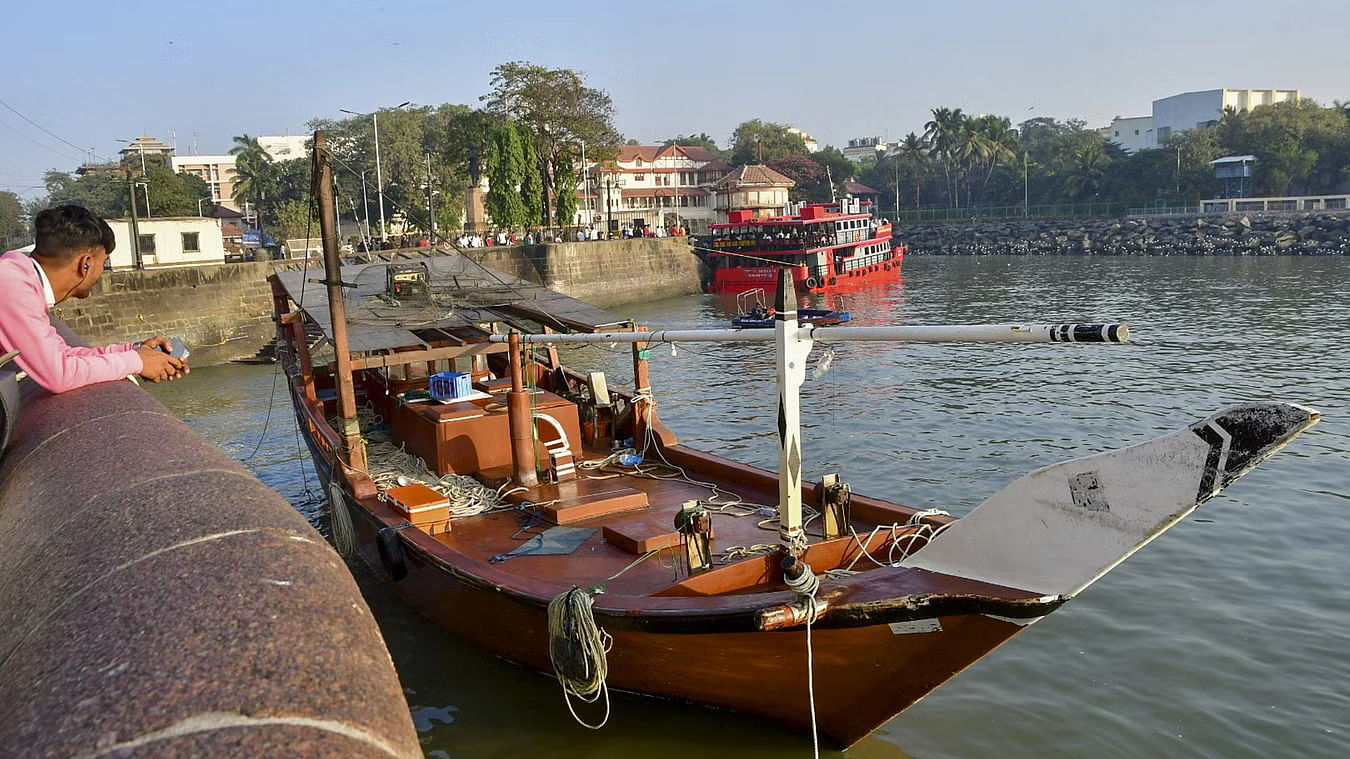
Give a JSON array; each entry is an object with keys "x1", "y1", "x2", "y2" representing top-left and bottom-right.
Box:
[{"x1": 731, "y1": 307, "x2": 851, "y2": 329}]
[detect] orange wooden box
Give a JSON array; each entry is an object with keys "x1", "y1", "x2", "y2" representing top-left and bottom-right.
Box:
[{"x1": 384, "y1": 483, "x2": 451, "y2": 535}]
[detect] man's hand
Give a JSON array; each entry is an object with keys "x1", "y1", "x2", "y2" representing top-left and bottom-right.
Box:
[
  {"x1": 136, "y1": 345, "x2": 186, "y2": 382},
  {"x1": 138, "y1": 336, "x2": 190, "y2": 375}
]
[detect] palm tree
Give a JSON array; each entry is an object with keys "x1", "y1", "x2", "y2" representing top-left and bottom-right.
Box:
[
  {"x1": 230, "y1": 134, "x2": 278, "y2": 218},
  {"x1": 894, "y1": 132, "x2": 928, "y2": 210},
  {"x1": 970, "y1": 115, "x2": 1018, "y2": 203},
  {"x1": 923, "y1": 107, "x2": 966, "y2": 208},
  {"x1": 1065, "y1": 142, "x2": 1111, "y2": 200}
]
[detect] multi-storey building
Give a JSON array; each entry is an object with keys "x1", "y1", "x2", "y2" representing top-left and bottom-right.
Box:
[
  {"x1": 842, "y1": 136, "x2": 887, "y2": 163},
  {"x1": 171, "y1": 155, "x2": 240, "y2": 211},
  {"x1": 1103, "y1": 89, "x2": 1300, "y2": 153},
  {"x1": 583, "y1": 145, "x2": 733, "y2": 234}
]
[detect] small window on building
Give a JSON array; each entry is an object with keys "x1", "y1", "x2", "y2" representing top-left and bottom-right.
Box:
[
  {"x1": 1114, "y1": 131, "x2": 1120, "y2": 137},
  {"x1": 635, "y1": 173, "x2": 645, "y2": 181},
  {"x1": 138, "y1": 234, "x2": 156, "y2": 253},
  {"x1": 1134, "y1": 129, "x2": 1139, "y2": 135},
  {"x1": 635, "y1": 158, "x2": 644, "y2": 167},
  {"x1": 182, "y1": 232, "x2": 200, "y2": 252}
]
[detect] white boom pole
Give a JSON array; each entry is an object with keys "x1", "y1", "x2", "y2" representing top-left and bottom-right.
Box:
[
  {"x1": 489, "y1": 323, "x2": 1129, "y2": 346},
  {"x1": 489, "y1": 313, "x2": 1129, "y2": 553}
]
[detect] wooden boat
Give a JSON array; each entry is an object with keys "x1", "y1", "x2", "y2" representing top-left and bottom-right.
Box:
[{"x1": 269, "y1": 134, "x2": 1320, "y2": 748}]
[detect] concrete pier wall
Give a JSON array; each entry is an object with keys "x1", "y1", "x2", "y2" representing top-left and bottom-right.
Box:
[
  {"x1": 52, "y1": 239, "x2": 703, "y2": 367},
  {"x1": 0, "y1": 321, "x2": 421, "y2": 758}
]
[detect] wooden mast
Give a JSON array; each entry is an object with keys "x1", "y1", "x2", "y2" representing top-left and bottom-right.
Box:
[{"x1": 314, "y1": 130, "x2": 367, "y2": 474}]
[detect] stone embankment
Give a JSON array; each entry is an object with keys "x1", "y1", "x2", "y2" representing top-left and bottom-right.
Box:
[
  {"x1": 0, "y1": 319, "x2": 421, "y2": 758},
  {"x1": 901, "y1": 212, "x2": 1350, "y2": 256},
  {"x1": 53, "y1": 239, "x2": 702, "y2": 367}
]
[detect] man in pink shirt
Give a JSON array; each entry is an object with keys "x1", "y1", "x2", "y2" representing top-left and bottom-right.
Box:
[{"x1": 0, "y1": 205, "x2": 186, "y2": 392}]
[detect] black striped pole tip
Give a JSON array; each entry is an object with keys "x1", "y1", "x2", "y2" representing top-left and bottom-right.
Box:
[{"x1": 1048, "y1": 323, "x2": 1130, "y2": 343}]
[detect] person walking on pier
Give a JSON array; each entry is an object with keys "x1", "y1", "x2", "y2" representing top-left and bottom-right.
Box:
[{"x1": 0, "y1": 205, "x2": 186, "y2": 392}]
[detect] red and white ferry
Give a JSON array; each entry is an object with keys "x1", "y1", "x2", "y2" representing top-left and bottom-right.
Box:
[{"x1": 706, "y1": 201, "x2": 903, "y2": 294}]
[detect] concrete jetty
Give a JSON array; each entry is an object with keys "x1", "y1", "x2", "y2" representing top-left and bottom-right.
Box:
[{"x1": 0, "y1": 322, "x2": 420, "y2": 758}]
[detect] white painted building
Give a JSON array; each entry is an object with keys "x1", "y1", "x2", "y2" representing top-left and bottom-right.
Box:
[
  {"x1": 582, "y1": 145, "x2": 733, "y2": 234},
  {"x1": 257, "y1": 135, "x2": 310, "y2": 163},
  {"x1": 106, "y1": 217, "x2": 227, "y2": 270},
  {"x1": 171, "y1": 154, "x2": 239, "y2": 210},
  {"x1": 842, "y1": 136, "x2": 887, "y2": 163},
  {"x1": 1101, "y1": 116, "x2": 1155, "y2": 153},
  {"x1": 787, "y1": 127, "x2": 819, "y2": 153}
]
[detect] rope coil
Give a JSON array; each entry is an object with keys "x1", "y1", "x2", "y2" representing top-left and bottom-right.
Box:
[{"x1": 547, "y1": 587, "x2": 612, "y2": 730}]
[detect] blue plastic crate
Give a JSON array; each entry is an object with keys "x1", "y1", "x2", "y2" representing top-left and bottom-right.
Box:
[{"x1": 429, "y1": 372, "x2": 472, "y2": 400}]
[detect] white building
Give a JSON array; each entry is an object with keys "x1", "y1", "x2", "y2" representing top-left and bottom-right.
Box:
[
  {"x1": 787, "y1": 127, "x2": 819, "y2": 153},
  {"x1": 842, "y1": 136, "x2": 887, "y2": 163},
  {"x1": 1108, "y1": 89, "x2": 1301, "y2": 152},
  {"x1": 1101, "y1": 116, "x2": 1155, "y2": 154},
  {"x1": 106, "y1": 217, "x2": 227, "y2": 270},
  {"x1": 171, "y1": 154, "x2": 239, "y2": 210},
  {"x1": 711, "y1": 164, "x2": 795, "y2": 223},
  {"x1": 583, "y1": 145, "x2": 733, "y2": 234},
  {"x1": 257, "y1": 135, "x2": 310, "y2": 163}
]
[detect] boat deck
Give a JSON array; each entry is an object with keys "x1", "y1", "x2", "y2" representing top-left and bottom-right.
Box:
[{"x1": 428, "y1": 452, "x2": 910, "y2": 599}]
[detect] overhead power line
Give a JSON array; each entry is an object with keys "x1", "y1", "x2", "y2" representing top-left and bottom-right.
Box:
[
  {"x1": 0, "y1": 115, "x2": 86, "y2": 164},
  {"x1": 0, "y1": 97, "x2": 111, "y2": 162}
]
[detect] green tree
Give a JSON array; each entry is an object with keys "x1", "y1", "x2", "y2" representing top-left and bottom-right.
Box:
[
  {"x1": 482, "y1": 62, "x2": 621, "y2": 227},
  {"x1": 519, "y1": 126, "x2": 545, "y2": 226},
  {"x1": 767, "y1": 155, "x2": 827, "y2": 202},
  {"x1": 42, "y1": 171, "x2": 131, "y2": 218},
  {"x1": 230, "y1": 134, "x2": 278, "y2": 214},
  {"x1": 0, "y1": 191, "x2": 26, "y2": 248},
  {"x1": 485, "y1": 122, "x2": 528, "y2": 229},
  {"x1": 923, "y1": 107, "x2": 968, "y2": 207},
  {"x1": 662, "y1": 133, "x2": 722, "y2": 156},
  {"x1": 1218, "y1": 99, "x2": 1346, "y2": 195},
  {"x1": 552, "y1": 148, "x2": 578, "y2": 227},
  {"x1": 1064, "y1": 142, "x2": 1111, "y2": 199},
  {"x1": 271, "y1": 199, "x2": 315, "y2": 241},
  {"x1": 728, "y1": 120, "x2": 808, "y2": 165}
]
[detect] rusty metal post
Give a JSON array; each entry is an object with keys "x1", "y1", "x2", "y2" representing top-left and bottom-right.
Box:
[
  {"x1": 507, "y1": 332, "x2": 538, "y2": 488},
  {"x1": 314, "y1": 130, "x2": 366, "y2": 474}
]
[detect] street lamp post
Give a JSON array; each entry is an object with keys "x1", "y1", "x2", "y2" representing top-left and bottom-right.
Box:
[
  {"x1": 197, "y1": 197, "x2": 212, "y2": 217},
  {"x1": 340, "y1": 102, "x2": 410, "y2": 245}
]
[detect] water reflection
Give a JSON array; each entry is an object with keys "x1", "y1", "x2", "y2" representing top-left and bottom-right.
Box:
[{"x1": 151, "y1": 256, "x2": 1350, "y2": 759}]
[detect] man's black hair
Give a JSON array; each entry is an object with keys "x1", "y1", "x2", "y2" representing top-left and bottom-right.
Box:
[{"x1": 33, "y1": 205, "x2": 116, "y2": 260}]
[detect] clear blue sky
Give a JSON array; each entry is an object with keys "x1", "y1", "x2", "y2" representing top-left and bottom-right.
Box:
[{"x1": 4, "y1": 0, "x2": 1349, "y2": 199}]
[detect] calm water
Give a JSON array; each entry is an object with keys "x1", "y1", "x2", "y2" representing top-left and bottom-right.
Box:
[{"x1": 150, "y1": 256, "x2": 1350, "y2": 759}]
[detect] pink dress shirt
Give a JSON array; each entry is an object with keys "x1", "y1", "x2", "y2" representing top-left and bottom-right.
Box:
[{"x1": 0, "y1": 249, "x2": 143, "y2": 392}]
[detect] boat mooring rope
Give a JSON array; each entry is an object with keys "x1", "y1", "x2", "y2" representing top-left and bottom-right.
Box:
[
  {"x1": 328, "y1": 480, "x2": 355, "y2": 557},
  {"x1": 786, "y1": 561, "x2": 822, "y2": 759},
  {"x1": 547, "y1": 587, "x2": 613, "y2": 730}
]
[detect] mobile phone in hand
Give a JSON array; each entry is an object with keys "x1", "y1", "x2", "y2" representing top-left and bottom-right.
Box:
[{"x1": 168, "y1": 337, "x2": 190, "y2": 360}]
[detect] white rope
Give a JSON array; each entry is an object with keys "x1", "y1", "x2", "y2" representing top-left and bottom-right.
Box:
[
  {"x1": 786, "y1": 562, "x2": 822, "y2": 759},
  {"x1": 546, "y1": 588, "x2": 612, "y2": 730}
]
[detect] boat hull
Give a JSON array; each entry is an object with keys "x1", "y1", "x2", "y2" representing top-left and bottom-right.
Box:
[{"x1": 320, "y1": 474, "x2": 1027, "y2": 747}]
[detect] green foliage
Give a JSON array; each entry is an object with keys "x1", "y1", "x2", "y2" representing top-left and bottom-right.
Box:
[
  {"x1": 728, "y1": 120, "x2": 808, "y2": 165},
  {"x1": 0, "y1": 191, "x2": 26, "y2": 248},
  {"x1": 767, "y1": 155, "x2": 827, "y2": 202},
  {"x1": 662, "y1": 132, "x2": 722, "y2": 156},
  {"x1": 552, "y1": 148, "x2": 578, "y2": 227},
  {"x1": 1217, "y1": 100, "x2": 1347, "y2": 195},
  {"x1": 482, "y1": 62, "x2": 621, "y2": 226},
  {"x1": 519, "y1": 128, "x2": 545, "y2": 226},
  {"x1": 485, "y1": 122, "x2": 528, "y2": 229},
  {"x1": 43, "y1": 171, "x2": 130, "y2": 218},
  {"x1": 271, "y1": 199, "x2": 315, "y2": 241}
]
